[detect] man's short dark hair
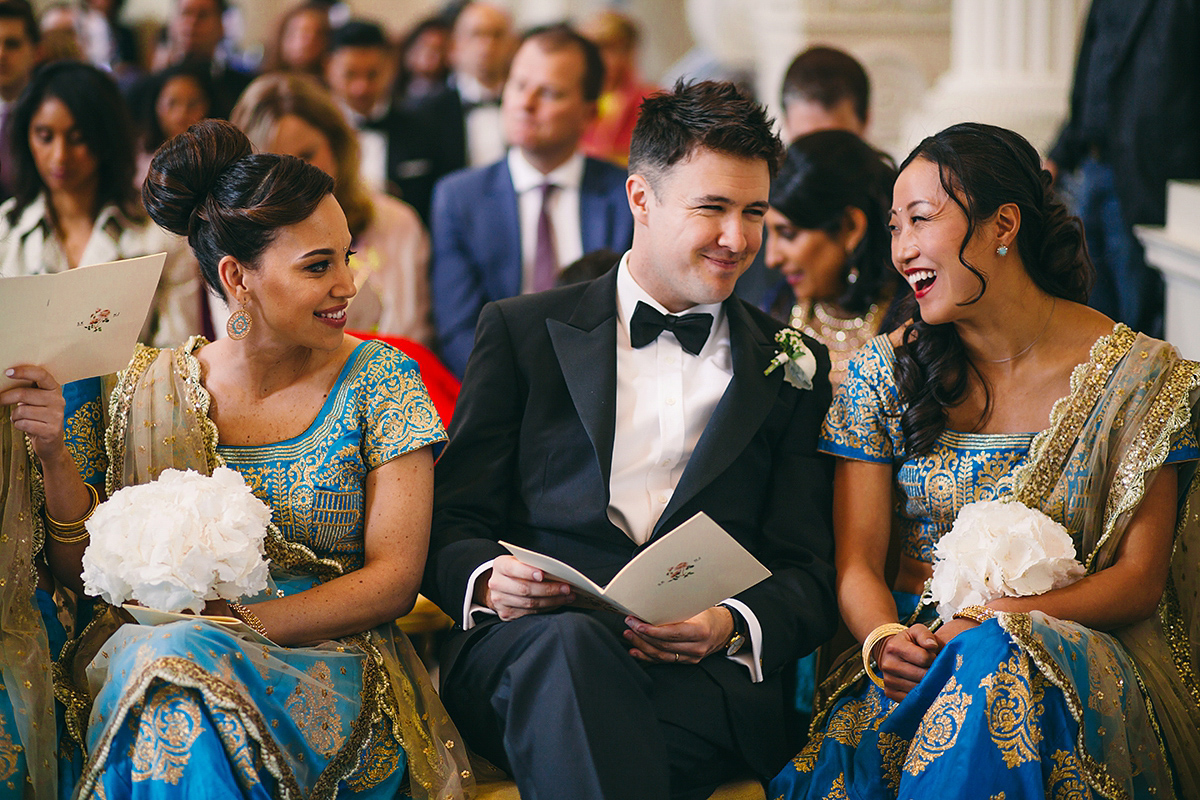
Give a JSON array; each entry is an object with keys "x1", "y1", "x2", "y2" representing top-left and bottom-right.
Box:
[
  {"x1": 329, "y1": 19, "x2": 389, "y2": 53},
  {"x1": 781, "y1": 46, "x2": 870, "y2": 125},
  {"x1": 629, "y1": 79, "x2": 784, "y2": 192},
  {"x1": 520, "y1": 23, "x2": 604, "y2": 103},
  {"x1": 0, "y1": 0, "x2": 38, "y2": 45}
]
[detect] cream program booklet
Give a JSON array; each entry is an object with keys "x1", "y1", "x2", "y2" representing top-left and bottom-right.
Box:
[
  {"x1": 0, "y1": 253, "x2": 166, "y2": 393},
  {"x1": 500, "y1": 512, "x2": 772, "y2": 625}
]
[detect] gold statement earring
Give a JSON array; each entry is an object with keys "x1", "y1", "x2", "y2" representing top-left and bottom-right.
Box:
[{"x1": 227, "y1": 303, "x2": 252, "y2": 340}]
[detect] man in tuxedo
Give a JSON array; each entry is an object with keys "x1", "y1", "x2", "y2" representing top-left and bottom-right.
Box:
[
  {"x1": 413, "y1": 1, "x2": 514, "y2": 175},
  {"x1": 0, "y1": 0, "x2": 37, "y2": 201},
  {"x1": 430, "y1": 24, "x2": 634, "y2": 377},
  {"x1": 424, "y1": 80, "x2": 837, "y2": 800},
  {"x1": 325, "y1": 20, "x2": 443, "y2": 225}
]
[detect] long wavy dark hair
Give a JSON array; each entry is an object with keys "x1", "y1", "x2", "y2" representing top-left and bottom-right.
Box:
[
  {"x1": 893, "y1": 122, "x2": 1094, "y2": 456},
  {"x1": 768, "y1": 129, "x2": 906, "y2": 320},
  {"x1": 6, "y1": 61, "x2": 141, "y2": 225}
]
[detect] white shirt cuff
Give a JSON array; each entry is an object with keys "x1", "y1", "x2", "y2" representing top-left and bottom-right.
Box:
[
  {"x1": 462, "y1": 559, "x2": 498, "y2": 630},
  {"x1": 722, "y1": 597, "x2": 764, "y2": 683}
]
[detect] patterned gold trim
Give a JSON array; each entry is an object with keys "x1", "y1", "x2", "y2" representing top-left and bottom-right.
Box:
[
  {"x1": 75, "y1": 655, "x2": 303, "y2": 799},
  {"x1": 998, "y1": 613, "x2": 1128, "y2": 800}
]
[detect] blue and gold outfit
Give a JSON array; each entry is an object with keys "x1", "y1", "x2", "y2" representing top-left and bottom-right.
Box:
[
  {"x1": 771, "y1": 326, "x2": 1200, "y2": 799},
  {"x1": 57, "y1": 339, "x2": 473, "y2": 799}
]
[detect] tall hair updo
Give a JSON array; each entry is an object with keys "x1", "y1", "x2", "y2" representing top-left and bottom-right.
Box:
[
  {"x1": 141, "y1": 118, "x2": 335, "y2": 300},
  {"x1": 893, "y1": 122, "x2": 1094, "y2": 456}
]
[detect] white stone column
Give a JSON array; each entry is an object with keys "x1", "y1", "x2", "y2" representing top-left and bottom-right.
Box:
[{"x1": 903, "y1": 0, "x2": 1087, "y2": 154}]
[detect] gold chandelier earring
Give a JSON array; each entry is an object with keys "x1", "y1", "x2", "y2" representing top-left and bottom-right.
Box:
[{"x1": 226, "y1": 303, "x2": 252, "y2": 340}]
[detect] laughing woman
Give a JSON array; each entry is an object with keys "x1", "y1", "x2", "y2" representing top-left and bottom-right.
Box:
[
  {"x1": 52, "y1": 119, "x2": 472, "y2": 799},
  {"x1": 771, "y1": 123, "x2": 1200, "y2": 799}
]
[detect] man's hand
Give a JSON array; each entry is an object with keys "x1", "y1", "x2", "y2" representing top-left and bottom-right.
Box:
[
  {"x1": 477, "y1": 555, "x2": 575, "y2": 621},
  {"x1": 622, "y1": 606, "x2": 734, "y2": 665},
  {"x1": 876, "y1": 623, "x2": 940, "y2": 702}
]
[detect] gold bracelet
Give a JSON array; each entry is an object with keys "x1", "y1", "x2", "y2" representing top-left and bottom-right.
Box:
[
  {"x1": 952, "y1": 605, "x2": 996, "y2": 624},
  {"x1": 228, "y1": 602, "x2": 269, "y2": 637},
  {"x1": 45, "y1": 482, "x2": 99, "y2": 544},
  {"x1": 861, "y1": 622, "x2": 910, "y2": 689}
]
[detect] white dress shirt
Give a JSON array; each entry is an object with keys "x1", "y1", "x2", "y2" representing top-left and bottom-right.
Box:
[
  {"x1": 343, "y1": 100, "x2": 389, "y2": 194},
  {"x1": 507, "y1": 148, "x2": 585, "y2": 293},
  {"x1": 456, "y1": 72, "x2": 506, "y2": 168},
  {"x1": 461, "y1": 253, "x2": 767, "y2": 681}
]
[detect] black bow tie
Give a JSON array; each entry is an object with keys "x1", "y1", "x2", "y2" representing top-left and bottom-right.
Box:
[
  {"x1": 463, "y1": 96, "x2": 501, "y2": 113},
  {"x1": 629, "y1": 301, "x2": 713, "y2": 356}
]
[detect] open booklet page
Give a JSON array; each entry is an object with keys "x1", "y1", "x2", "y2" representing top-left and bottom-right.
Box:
[
  {"x1": 0, "y1": 253, "x2": 167, "y2": 393},
  {"x1": 501, "y1": 512, "x2": 771, "y2": 625}
]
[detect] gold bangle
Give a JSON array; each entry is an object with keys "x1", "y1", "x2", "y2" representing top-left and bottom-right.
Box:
[
  {"x1": 952, "y1": 605, "x2": 996, "y2": 624},
  {"x1": 45, "y1": 482, "x2": 99, "y2": 544},
  {"x1": 228, "y1": 602, "x2": 269, "y2": 637},
  {"x1": 861, "y1": 622, "x2": 909, "y2": 689}
]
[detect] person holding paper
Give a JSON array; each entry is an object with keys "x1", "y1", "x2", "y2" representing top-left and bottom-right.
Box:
[
  {"x1": 46, "y1": 119, "x2": 474, "y2": 799},
  {"x1": 423, "y1": 80, "x2": 838, "y2": 800},
  {"x1": 0, "y1": 61, "x2": 198, "y2": 348},
  {"x1": 0, "y1": 364, "x2": 96, "y2": 797}
]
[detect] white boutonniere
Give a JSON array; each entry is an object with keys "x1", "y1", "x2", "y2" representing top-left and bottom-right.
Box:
[{"x1": 763, "y1": 328, "x2": 816, "y2": 390}]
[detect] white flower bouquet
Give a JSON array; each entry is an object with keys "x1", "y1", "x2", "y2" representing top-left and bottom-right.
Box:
[
  {"x1": 81, "y1": 467, "x2": 272, "y2": 614},
  {"x1": 930, "y1": 499, "x2": 1085, "y2": 623}
]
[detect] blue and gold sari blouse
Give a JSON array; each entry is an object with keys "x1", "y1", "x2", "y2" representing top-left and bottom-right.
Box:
[
  {"x1": 819, "y1": 334, "x2": 1199, "y2": 565},
  {"x1": 217, "y1": 339, "x2": 445, "y2": 573}
]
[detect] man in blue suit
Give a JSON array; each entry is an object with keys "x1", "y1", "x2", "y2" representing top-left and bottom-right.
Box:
[{"x1": 431, "y1": 24, "x2": 634, "y2": 376}]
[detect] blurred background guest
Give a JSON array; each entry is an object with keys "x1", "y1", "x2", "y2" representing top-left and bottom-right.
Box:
[
  {"x1": 413, "y1": 1, "x2": 514, "y2": 174},
  {"x1": 763, "y1": 130, "x2": 905, "y2": 387},
  {"x1": 141, "y1": 0, "x2": 252, "y2": 119},
  {"x1": 430, "y1": 23, "x2": 632, "y2": 377},
  {"x1": 326, "y1": 18, "x2": 441, "y2": 224},
  {"x1": 578, "y1": 9, "x2": 655, "y2": 166},
  {"x1": 77, "y1": 0, "x2": 138, "y2": 81},
  {"x1": 262, "y1": 0, "x2": 330, "y2": 81},
  {"x1": 233, "y1": 72, "x2": 434, "y2": 346},
  {"x1": 393, "y1": 15, "x2": 449, "y2": 109},
  {"x1": 0, "y1": 0, "x2": 38, "y2": 202},
  {"x1": 779, "y1": 45, "x2": 869, "y2": 142},
  {"x1": 36, "y1": 1, "x2": 84, "y2": 64},
  {"x1": 0, "y1": 61, "x2": 197, "y2": 346},
  {"x1": 132, "y1": 62, "x2": 215, "y2": 184}
]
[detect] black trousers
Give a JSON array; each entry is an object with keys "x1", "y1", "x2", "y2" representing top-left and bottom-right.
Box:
[{"x1": 441, "y1": 610, "x2": 749, "y2": 800}]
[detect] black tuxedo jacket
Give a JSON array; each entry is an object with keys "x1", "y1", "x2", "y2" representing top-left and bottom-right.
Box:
[{"x1": 423, "y1": 266, "x2": 837, "y2": 774}]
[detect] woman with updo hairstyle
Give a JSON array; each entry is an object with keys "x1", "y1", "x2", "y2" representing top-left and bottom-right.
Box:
[
  {"x1": 231, "y1": 72, "x2": 435, "y2": 345},
  {"x1": 0, "y1": 60, "x2": 197, "y2": 347},
  {"x1": 763, "y1": 129, "x2": 906, "y2": 386},
  {"x1": 772, "y1": 122, "x2": 1200, "y2": 799},
  {"x1": 54, "y1": 118, "x2": 474, "y2": 798}
]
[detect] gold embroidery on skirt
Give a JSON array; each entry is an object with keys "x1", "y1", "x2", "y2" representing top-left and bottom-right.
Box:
[
  {"x1": 826, "y1": 687, "x2": 883, "y2": 748},
  {"x1": 0, "y1": 711, "x2": 19, "y2": 782},
  {"x1": 130, "y1": 685, "x2": 204, "y2": 784},
  {"x1": 1047, "y1": 748, "x2": 1089, "y2": 800},
  {"x1": 285, "y1": 661, "x2": 345, "y2": 758},
  {"x1": 876, "y1": 731, "x2": 907, "y2": 790},
  {"x1": 903, "y1": 675, "x2": 972, "y2": 776},
  {"x1": 980, "y1": 649, "x2": 1045, "y2": 768}
]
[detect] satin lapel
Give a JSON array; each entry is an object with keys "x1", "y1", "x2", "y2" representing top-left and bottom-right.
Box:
[
  {"x1": 546, "y1": 270, "x2": 619, "y2": 486},
  {"x1": 651, "y1": 300, "x2": 783, "y2": 538},
  {"x1": 490, "y1": 161, "x2": 523, "y2": 299},
  {"x1": 579, "y1": 159, "x2": 612, "y2": 254}
]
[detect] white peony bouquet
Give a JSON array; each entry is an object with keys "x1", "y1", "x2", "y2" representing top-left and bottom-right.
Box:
[
  {"x1": 81, "y1": 467, "x2": 272, "y2": 614},
  {"x1": 930, "y1": 499, "x2": 1085, "y2": 623}
]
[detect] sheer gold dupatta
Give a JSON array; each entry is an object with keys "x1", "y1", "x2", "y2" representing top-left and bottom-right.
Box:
[
  {"x1": 100, "y1": 340, "x2": 475, "y2": 799},
  {"x1": 0, "y1": 412, "x2": 57, "y2": 798},
  {"x1": 1006, "y1": 327, "x2": 1200, "y2": 797}
]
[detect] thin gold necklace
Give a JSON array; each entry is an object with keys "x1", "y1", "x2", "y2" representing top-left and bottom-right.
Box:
[{"x1": 981, "y1": 297, "x2": 1056, "y2": 363}]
